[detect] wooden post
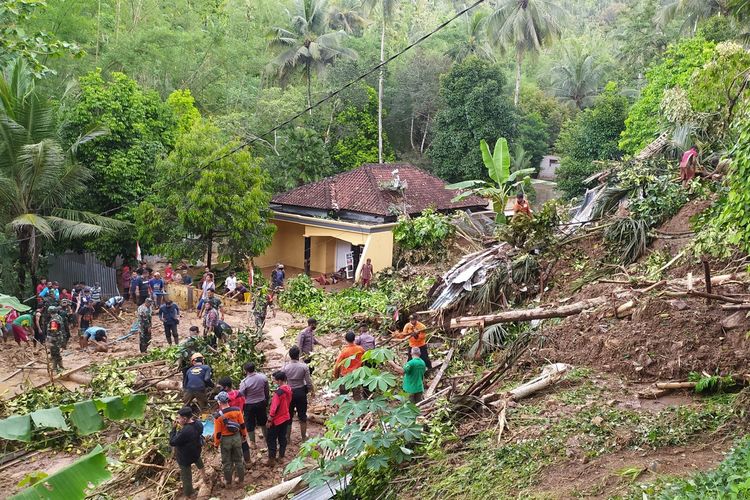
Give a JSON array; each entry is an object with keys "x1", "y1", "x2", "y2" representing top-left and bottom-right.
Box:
[{"x1": 702, "y1": 257, "x2": 712, "y2": 304}]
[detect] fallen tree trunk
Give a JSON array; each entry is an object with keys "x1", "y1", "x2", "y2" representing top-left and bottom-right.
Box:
[
  {"x1": 721, "y1": 304, "x2": 750, "y2": 310},
  {"x1": 244, "y1": 476, "x2": 304, "y2": 500},
  {"x1": 64, "y1": 371, "x2": 182, "y2": 391},
  {"x1": 451, "y1": 296, "x2": 609, "y2": 328},
  {"x1": 424, "y1": 348, "x2": 454, "y2": 399},
  {"x1": 655, "y1": 381, "x2": 696, "y2": 390},
  {"x1": 664, "y1": 290, "x2": 746, "y2": 304}
]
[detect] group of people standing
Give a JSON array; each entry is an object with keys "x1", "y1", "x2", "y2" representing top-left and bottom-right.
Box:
[{"x1": 170, "y1": 345, "x2": 314, "y2": 494}]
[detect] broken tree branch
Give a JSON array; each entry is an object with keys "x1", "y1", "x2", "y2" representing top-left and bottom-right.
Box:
[
  {"x1": 424, "y1": 348, "x2": 454, "y2": 399},
  {"x1": 451, "y1": 296, "x2": 609, "y2": 328}
]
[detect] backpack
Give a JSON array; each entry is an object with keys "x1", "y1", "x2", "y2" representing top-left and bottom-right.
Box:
[{"x1": 218, "y1": 409, "x2": 240, "y2": 434}]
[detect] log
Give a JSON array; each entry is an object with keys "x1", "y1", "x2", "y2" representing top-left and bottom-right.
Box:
[
  {"x1": 616, "y1": 300, "x2": 635, "y2": 318},
  {"x1": 0, "y1": 361, "x2": 36, "y2": 382},
  {"x1": 424, "y1": 348, "x2": 454, "y2": 399},
  {"x1": 665, "y1": 290, "x2": 746, "y2": 304},
  {"x1": 655, "y1": 381, "x2": 696, "y2": 390},
  {"x1": 721, "y1": 304, "x2": 750, "y2": 310},
  {"x1": 124, "y1": 360, "x2": 168, "y2": 371},
  {"x1": 507, "y1": 363, "x2": 572, "y2": 400},
  {"x1": 638, "y1": 280, "x2": 667, "y2": 293},
  {"x1": 451, "y1": 296, "x2": 609, "y2": 328},
  {"x1": 243, "y1": 476, "x2": 304, "y2": 500},
  {"x1": 65, "y1": 371, "x2": 181, "y2": 391}
]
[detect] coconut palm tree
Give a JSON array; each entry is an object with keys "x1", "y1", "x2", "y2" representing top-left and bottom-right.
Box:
[
  {"x1": 329, "y1": 0, "x2": 368, "y2": 35},
  {"x1": 268, "y1": 0, "x2": 357, "y2": 111},
  {"x1": 657, "y1": 0, "x2": 730, "y2": 32},
  {"x1": 486, "y1": 0, "x2": 564, "y2": 106},
  {"x1": 0, "y1": 59, "x2": 125, "y2": 290},
  {"x1": 446, "y1": 10, "x2": 495, "y2": 62},
  {"x1": 550, "y1": 42, "x2": 607, "y2": 109},
  {"x1": 362, "y1": 0, "x2": 401, "y2": 163}
]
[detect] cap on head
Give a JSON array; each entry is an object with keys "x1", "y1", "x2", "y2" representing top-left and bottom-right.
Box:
[
  {"x1": 84, "y1": 287, "x2": 91, "y2": 293},
  {"x1": 144, "y1": 297, "x2": 153, "y2": 303},
  {"x1": 411, "y1": 346, "x2": 421, "y2": 357},
  {"x1": 277, "y1": 263, "x2": 284, "y2": 269},
  {"x1": 215, "y1": 391, "x2": 230, "y2": 403},
  {"x1": 190, "y1": 352, "x2": 204, "y2": 362},
  {"x1": 48, "y1": 306, "x2": 58, "y2": 313}
]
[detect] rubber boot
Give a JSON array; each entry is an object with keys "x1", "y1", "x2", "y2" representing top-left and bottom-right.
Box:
[
  {"x1": 265, "y1": 455, "x2": 276, "y2": 467},
  {"x1": 223, "y1": 470, "x2": 232, "y2": 487},
  {"x1": 300, "y1": 421, "x2": 308, "y2": 442}
]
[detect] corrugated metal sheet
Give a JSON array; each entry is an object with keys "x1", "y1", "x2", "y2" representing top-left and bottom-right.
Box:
[
  {"x1": 47, "y1": 252, "x2": 119, "y2": 299},
  {"x1": 292, "y1": 475, "x2": 350, "y2": 500}
]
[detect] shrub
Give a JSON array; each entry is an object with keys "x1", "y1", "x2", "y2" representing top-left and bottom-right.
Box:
[{"x1": 393, "y1": 208, "x2": 456, "y2": 263}]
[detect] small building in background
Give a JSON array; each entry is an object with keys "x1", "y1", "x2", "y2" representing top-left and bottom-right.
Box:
[
  {"x1": 255, "y1": 163, "x2": 487, "y2": 280},
  {"x1": 538, "y1": 155, "x2": 560, "y2": 181}
]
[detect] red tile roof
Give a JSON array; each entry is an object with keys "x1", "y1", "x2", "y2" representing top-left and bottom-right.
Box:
[{"x1": 272, "y1": 163, "x2": 488, "y2": 217}]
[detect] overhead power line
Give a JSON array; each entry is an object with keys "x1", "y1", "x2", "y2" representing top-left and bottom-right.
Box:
[{"x1": 4, "y1": 0, "x2": 488, "y2": 248}]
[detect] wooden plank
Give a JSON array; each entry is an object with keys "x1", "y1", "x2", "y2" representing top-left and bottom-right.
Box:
[{"x1": 424, "y1": 348, "x2": 454, "y2": 399}]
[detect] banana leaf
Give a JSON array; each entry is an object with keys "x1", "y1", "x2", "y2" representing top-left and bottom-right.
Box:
[
  {"x1": 65, "y1": 401, "x2": 104, "y2": 435},
  {"x1": 0, "y1": 414, "x2": 31, "y2": 442},
  {"x1": 11, "y1": 445, "x2": 111, "y2": 500},
  {"x1": 95, "y1": 394, "x2": 146, "y2": 421},
  {"x1": 0, "y1": 294, "x2": 30, "y2": 312},
  {"x1": 30, "y1": 408, "x2": 68, "y2": 431}
]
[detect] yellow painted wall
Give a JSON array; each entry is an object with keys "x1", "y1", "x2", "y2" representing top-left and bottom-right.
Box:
[
  {"x1": 255, "y1": 220, "x2": 305, "y2": 269},
  {"x1": 356, "y1": 231, "x2": 394, "y2": 279},
  {"x1": 256, "y1": 216, "x2": 395, "y2": 278}
]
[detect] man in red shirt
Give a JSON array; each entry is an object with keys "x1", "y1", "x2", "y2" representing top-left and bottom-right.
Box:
[
  {"x1": 266, "y1": 371, "x2": 292, "y2": 467},
  {"x1": 164, "y1": 261, "x2": 174, "y2": 283},
  {"x1": 360, "y1": 258, "x2": 374, "y2": 288},
  {"x1": 36, "y1": 278, "x2": 47, "y2": 304},
  {"x1": 333, "y1": 331, "x2": 366, "y2": 399}
]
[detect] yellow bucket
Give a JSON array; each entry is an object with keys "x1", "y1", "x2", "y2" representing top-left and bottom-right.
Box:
[{"x1": 243, "y1": 292, "x2": 251, "y2": 303}]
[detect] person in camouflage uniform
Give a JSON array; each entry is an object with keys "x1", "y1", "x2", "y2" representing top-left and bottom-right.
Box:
[
  {"x1": 137, "y1": 298, "x2": 153, "y2": 353},
  {"x1": 46, "y1": 306, "x2": 64, "y2": 372},
  {"x1": 59, "y1": 299, "x2": 72, "y2": 348}
]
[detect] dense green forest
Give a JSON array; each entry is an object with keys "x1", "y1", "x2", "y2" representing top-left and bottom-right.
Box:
[{"x1": 2, "y1": 0, "x2": 750, "y2": 292}]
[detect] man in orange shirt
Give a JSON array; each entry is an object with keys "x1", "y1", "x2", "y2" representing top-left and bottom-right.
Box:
[
  {"x1": 333, "y1": 331, "x2": 365, "y2": 399},
  {"x1": 513, "y1": 193, "x2": 532, "y2": 218},
  {"x1": 401, "y1": 314, "x2": 432, "y2": 369},
  {"x1": 213, "y1": 392, "x2": 247, "y2": 486}
]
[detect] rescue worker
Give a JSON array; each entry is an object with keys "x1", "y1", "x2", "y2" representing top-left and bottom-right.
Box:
[
  {"x1": 183, "y1": 352, "x2": 213, "y2": 411},
  {"x1": 47, "y1": 306, "x2": 64, "y2": 372},
  {"x1": 137, "y1": 297, "x2": 153, "y2": 353},
  {"x1": 213, "y1": 391, "x2": 247, "y2": 486}
]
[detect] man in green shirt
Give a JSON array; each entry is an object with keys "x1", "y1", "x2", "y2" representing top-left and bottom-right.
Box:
[{"x1": 403, "y1": 347, "x2": 427, "y2": 404}]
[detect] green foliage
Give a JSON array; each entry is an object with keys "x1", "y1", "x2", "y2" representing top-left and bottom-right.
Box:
[
  {"x1": 11, "y1": 445, "x2": 111, "y2": 500},
  {"x1": 287, "y1": 347, "x2": 423, "y2": 491},
  {"x1": 516, "y1": 111, "x2": 550, "y2": 171},
  {"x1": 689, "y1": 204, "x2": 740, "y2": 260},
  {"x1": 0, "y1": 395, "x2": 147, "y2": 442},
  {"x1": 619, "y1": 37, "x2": 715, "y2": 154},
  {"x1": 263, "y1": 127, "x2": 335, "y2": 193},
  {"x1": 720, "y1": 112, "x2": 750, "y2": 254},
  {"x1": 330, "y1": 86, "x2": 394, "y2": 170},
  {"x1": 428, "y1": 57, "x2": 518, "y2": 182},
  {"x1": 634, "y1": 436, "x2": 750, "y2": 499},
  {"x1": 556, "y1": 83, "x2": 629, "y2": 198},
  {"x1": 447, "y1": 137, "x2": 534, "y2": 224},
  {"x1": 499, "y1": 199, "x2": 563, "y2": 250},
  {"x1": 604, "y1": 217, "x2": 649, "y2": 265},
  {"x1": 688, "y1": 372, "x2": 737, "y2": 394},
  {"x1": 0, "y1": 0, "x2": 83, "y2": 78},
  {"x1": 279, "y1": 272, "x2": 434, "y2": 332},
  {"x1": 519, "y1": 86, "x2": 571, "y2": 150},
  {"x1": 166, "y1": 89, "x2": 201, "y2": 136},
  {"x1": 135, "y1": 119, "x2": 275, "y2": 266},
  {"x1": 393, "y1": 208, "x2": 456, "y2": 263}
]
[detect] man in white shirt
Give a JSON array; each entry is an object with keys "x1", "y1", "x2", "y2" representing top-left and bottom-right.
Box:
[{"x1": 224, "y1": 271, "x2": 237, "y2": 294}]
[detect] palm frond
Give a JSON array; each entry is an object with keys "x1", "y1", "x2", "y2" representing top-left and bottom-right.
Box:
[
  {"x1": 70, "y1": 125, "x2": 110, "y2": 156},
  {"x1": 8, "y1": 213, "x2": 55, "y2": 238},
  {"x1": 48, "y1": 209, "x2": 131, "y2": 240}
]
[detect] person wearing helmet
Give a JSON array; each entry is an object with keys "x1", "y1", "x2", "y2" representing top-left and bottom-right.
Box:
[
  {"x1": 271, "y1": 264, "x2": 285, "y2": 291},
  {"x1": 137, "y1": 297, "x2": 154, "y2": 353},
  {"x1": 47, "y1": 306, "x2": 64, "y2": 372},
  {"x1": 183, "y1": 353, "x2": 213, "y2": 411}
]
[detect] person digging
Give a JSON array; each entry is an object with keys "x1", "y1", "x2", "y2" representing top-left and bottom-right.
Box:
[{"x1": 183, "y1": 353, "x2": 213, "y2": 412}]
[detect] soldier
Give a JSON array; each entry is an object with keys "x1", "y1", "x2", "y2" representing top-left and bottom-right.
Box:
[
  {"x1": 47, "y1": 306, "x2": 64, "y2": 372},
  {"x1": 137, "y1": 297, "x2": 154, "y2": 353},
  {"x1": 59, "y1": 299, "x2": 72, "y2": 349}
]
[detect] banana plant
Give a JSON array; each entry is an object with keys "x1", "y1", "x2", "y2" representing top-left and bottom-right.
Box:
[{"x1": 446, "y1": 137, "x2": 535, "y2": 224}]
